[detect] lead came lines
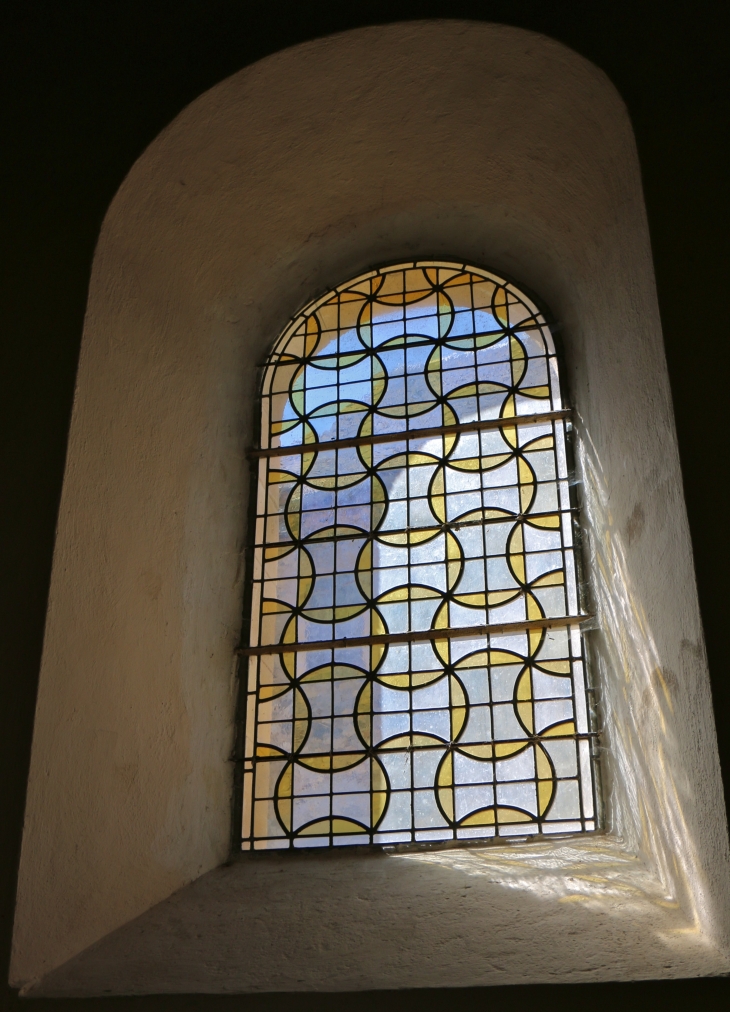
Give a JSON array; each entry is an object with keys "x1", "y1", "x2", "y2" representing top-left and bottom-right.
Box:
[{"x1": 241, "y1": 261, "x2": 598, "y2": 850}]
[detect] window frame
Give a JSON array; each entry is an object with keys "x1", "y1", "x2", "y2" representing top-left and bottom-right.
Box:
[{"x1": 235, "y1": 258, "x2": 601, "y2": 854}]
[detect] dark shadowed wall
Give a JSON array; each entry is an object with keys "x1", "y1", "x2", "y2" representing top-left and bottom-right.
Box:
[{"x1": 1, "y1": 1, "x2": 729, "y2": 1009}]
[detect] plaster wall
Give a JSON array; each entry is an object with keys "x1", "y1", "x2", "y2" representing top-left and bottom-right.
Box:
[{"x1": 11, "y1": 20, "x2": 730, "y2": 993}]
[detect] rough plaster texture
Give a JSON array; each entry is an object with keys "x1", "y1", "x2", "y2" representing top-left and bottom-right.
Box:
[
  {"x1": 11, "y1": 19, "x2": 730, "y2": 995},
  {"x1": 25, "y1": 843, "x2": 730, "y2": 995}
]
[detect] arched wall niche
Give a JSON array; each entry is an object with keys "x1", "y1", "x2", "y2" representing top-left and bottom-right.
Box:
[{"x1": 11, "y1": 19, "x2": 730, "y2": 996}]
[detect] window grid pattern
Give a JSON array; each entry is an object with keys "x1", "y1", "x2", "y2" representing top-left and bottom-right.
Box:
[{"x1": 241, "y1": 261, "x2": 597, "y2": 850}]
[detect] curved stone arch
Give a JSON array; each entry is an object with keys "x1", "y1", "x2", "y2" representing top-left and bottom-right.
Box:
[{"x1": 11, "y1": 19, "x2": 730, "y2": 995}]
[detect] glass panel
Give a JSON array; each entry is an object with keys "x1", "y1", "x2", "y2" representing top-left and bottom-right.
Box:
[{"x1": 241, "y1": 261, "x2": 597, "y2": 849}]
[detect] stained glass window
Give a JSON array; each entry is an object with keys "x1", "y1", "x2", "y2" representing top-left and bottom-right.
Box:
[{"x1": 239, "y1": 261, "x2": 597, "y2": 850}]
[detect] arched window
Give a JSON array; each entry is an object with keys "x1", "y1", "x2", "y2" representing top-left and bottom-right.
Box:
[
  {"x1": 240, "y1": 261, "x2": 597, "y2": 850},
  {"x1": 13, "y1": 20, "x2": 728, "y2": 992}
]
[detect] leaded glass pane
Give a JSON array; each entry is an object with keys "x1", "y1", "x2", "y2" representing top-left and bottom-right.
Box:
[{"x1": 240, "y1": 261, "x2": 597, "y2": 850}]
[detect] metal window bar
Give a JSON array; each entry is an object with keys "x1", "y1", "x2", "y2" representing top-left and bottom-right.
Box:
[
  {"x1": 250, "y1": 408, "x2": 572, "y2": 458},
  {"x1": 238, "y1": 614, "x2": 590, "y2": 656}
]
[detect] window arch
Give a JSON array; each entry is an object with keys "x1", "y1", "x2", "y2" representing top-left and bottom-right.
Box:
[
  {"x1": 240, "y1": 260, "x2": 597, "y2": 850},
  {"x1": 13, "y1": 20, "x2": 729, "y2": 993}
]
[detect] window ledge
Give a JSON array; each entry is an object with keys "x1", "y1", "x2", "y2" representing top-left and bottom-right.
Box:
[{"x1": 22, "y1": 836, "x2": 730, "y2": 996}]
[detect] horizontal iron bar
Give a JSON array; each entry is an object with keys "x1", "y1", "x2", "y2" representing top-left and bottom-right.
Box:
[
  {"x1": 254, "y1": 508, "x2": 578, "y2": 550},
  {"x1": 250, "y1": 409, "x2": 572, "y2": 459},
  {"x1": 246, "y1": 731, "x2": 600, "y2": 762},
  {"x1": 237, "y1": 614, "x2": 589, "y2": 657}
]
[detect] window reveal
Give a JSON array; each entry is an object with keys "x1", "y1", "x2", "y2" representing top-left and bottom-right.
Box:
[{"x1": 239, "y1": 261, "x2": 597, "y2": 850}]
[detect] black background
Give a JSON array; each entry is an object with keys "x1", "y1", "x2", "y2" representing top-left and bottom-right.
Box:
[{"x1": 2, "y1": 1, "x2": 729, "y2": 1008}]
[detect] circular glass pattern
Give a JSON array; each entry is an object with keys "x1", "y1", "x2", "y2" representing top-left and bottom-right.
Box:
[{"x1": 241, "y1": 260, "x2": 596, "y2": 850}]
